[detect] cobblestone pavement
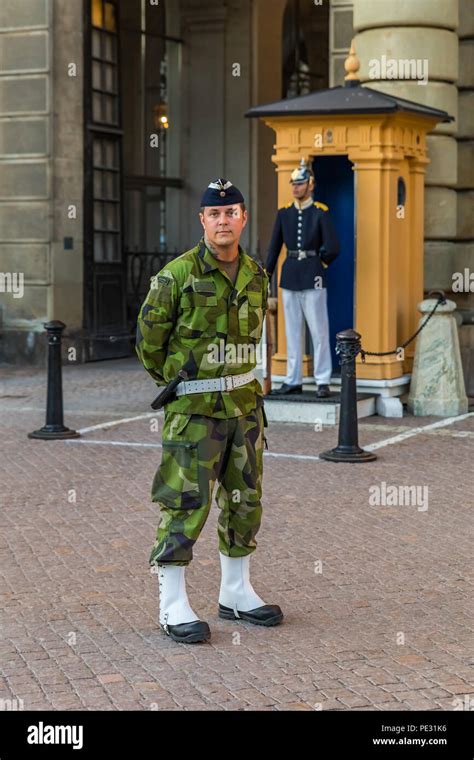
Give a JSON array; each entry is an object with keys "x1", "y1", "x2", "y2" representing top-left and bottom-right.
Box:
[{"x1": 0, "y1": 358, "x2": 473, "y2": 711}]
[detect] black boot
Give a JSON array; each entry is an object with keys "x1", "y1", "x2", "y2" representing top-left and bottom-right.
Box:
[
  {"x1": 163, "y1": 620, "x2": 211, "y2": 643},
  {"x1": 218, "y1": 603, "x2": 283, "y2": 627},
  {"x1": 316, "y1": 384, "x2": 330, "y2": 398},
  {"x1": 157, "y1": 565, "x2": 211, "y2": 644},
  {"x1": 271, "y1": 383, "x2": 303, "y2": 396},
  {"x1": 218, "y1": 554, "x2": 283, "y2": 627}
]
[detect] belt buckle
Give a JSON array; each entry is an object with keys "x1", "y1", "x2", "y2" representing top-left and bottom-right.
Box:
[
  {"x1": 297, "y1": 250, "x2": 306, "y2": 260},
  {"x1": 224, "y1": 375, "x2": 234, "y2": 392}
]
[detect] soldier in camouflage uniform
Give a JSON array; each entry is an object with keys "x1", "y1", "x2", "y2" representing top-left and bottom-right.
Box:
[{"x1": 136, "y1": 179, "x2": 283, "y2": 643}]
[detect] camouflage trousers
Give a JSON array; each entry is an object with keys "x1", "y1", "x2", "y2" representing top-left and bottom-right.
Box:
[{"x1": 149, "y1": 404, "x2": 267, "y2": 567}]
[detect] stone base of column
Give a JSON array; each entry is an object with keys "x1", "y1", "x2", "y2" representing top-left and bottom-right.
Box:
[{"x1": 408, "y1": 298, "x2": 469, "y2": 417}]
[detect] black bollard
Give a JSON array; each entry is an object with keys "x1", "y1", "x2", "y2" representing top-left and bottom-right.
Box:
[
  {"x1": 320, "y1": 328, "x2": 376, "y2": 463},
  {"x1": 28, "y1": 320, "x2": 80, "y2": 440}
]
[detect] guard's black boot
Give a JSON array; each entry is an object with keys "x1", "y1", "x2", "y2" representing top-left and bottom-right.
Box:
[
  {"x1": 164, "y1": 620, "x2": 211, "y2": 644},
  {"x1": 218, "y1": 554, "x2": 284, "y2": 628},
  {"x1": 155, "y1": 564, "x2": 211, "y2": 643},
  {"x1": 316, "y1": 384, "x2": 330, "y2": 398},
  {"x1": 218, "y1": 603, "x2": 283, "y2": 627},
  {"x1": 271, "y1": 383, "x2": 302, "y2": 395}
]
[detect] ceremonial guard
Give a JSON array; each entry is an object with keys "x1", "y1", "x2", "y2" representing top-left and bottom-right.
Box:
[
  {"x1": 136, "y1": 179, "x2": 283, "y2": 644},
  {"x1": 265, "y1": 159, "x2": 340, "y2": 398}
]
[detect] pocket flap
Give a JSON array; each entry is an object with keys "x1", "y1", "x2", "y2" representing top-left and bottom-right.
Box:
[
  {"x1": 194, "y1": 280, "x2": 216, "y2": 294},
  {"x1": 165, "y1": 413, "x2": 193, "y2": 438},
  {"x1": 248, "y1": 290, "x2": 263, "y2": 306},
  {"x1": 180, "y1": 292, "x2": 218, "y2": 308}
]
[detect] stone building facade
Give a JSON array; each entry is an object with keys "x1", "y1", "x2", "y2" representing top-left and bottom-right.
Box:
[{"x1": 0, "y1": 0, "x2": 472, "y2": 394}]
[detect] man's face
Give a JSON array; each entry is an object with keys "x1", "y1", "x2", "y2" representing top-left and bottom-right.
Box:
[
  {"x1": 200, "y1": 204, "x2": 248, "y2": 248},
  {"x1": 292, "y1": 179, "x2": 313, "y2": 201}
]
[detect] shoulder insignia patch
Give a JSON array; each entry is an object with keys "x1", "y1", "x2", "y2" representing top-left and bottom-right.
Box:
[
  {"x1": 150, "y1": 272, "x2": 174, "y2": 298},
  {"x1": 314, "y1": 201, "x2": 329, "y2": 212},
  {"x1": 155, "y1": 274, "x2": 173, "y2": 286}
]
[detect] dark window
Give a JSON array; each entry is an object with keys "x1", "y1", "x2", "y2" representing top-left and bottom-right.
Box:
[
  {"x1": 84, "y1": 0, "x2": 127, "y2": 354},
  {"x1": 397, "y1": 177, "x2": 406, "y2": 207},
  {"x1": 93, "y1": 136, "x2": 121, "y2": 262},
  {"x1": 120, "y1": 0, "x2": 183, "y2": 253},
  {"x1": 86, "y1": 0, "x2": 123, "y2": 264},
  {"x1": 282, "y1": 0, "x2": 329, "y2": 98},
  {"x1": 91, "y1": 0, "x2": 119, "y2": 125}
]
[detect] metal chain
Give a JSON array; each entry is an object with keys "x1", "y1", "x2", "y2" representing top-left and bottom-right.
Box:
[
  {"x1": 68, "y1": 294, "x2": 448, "y2": 356},
  {"x1": 359, "y1": 291, "x2": 447, "y2": 363},
  {"x1": 335, "y1": 342, "x2": 360, "y2": 365}
]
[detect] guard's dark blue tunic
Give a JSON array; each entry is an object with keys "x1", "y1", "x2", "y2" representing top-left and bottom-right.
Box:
[{"x1": 265, "y1": 201, "x2": 340, "y2": 290}]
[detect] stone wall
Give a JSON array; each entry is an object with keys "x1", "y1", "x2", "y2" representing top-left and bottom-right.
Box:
[{"x1": 0, "y1": 0, "x2": 84, "y2": 366}]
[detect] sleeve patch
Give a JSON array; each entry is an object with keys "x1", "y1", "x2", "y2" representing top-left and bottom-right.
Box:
[{"x1": 150, "y1": 272, "x2": 174, "y2": 293}]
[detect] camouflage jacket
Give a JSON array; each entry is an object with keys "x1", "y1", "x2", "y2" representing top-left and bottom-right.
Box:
[{"x1": 135, "y1": 238, "x2": 269, "y2": 418}]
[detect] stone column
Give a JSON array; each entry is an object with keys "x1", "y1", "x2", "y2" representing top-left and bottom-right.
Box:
[
  {"x1": 249, "y1": 0, "x2": 286, "y2": 259},
  {"x1": 50, "y1": 0, "x2": 85, "y2": 359},
  {"x1": 0, "y1": 0, "x2": 84, "y2": 366},
  {"x1": 180, "y1": 2, "x2": 226, "y2": 246},
  {"x1": 352, "y1": 0, "x2": 468, "y2": 392},
  {"x1": 0, "y1": 0, "x2": 52, "y2": 364},
  {"x1": 180, "y1": 0, "x2": 252, "y2": 249},
  {"x1": 455, "y1": 0, "x2": 474, "y2": 395}
]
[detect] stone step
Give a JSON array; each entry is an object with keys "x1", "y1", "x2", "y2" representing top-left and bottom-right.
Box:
[{"x1": 262, "y1": 389, "x2": 377, "y2": 425}]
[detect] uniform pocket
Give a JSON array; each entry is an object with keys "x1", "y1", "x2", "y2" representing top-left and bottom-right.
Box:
[
  {"x1": 177, "y1": 292, "x2": 218, "y2": 337},
  {"x1": 151, "y1": 439, "x2": 202, "y2": 509},
  {"x1": 151, "y1": 413, "x2": 202, "y2": 509}
]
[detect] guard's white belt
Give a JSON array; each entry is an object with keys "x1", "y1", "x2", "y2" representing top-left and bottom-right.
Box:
[{"x1": 175, "y1": 370, "x2": 255, "y2": 396}]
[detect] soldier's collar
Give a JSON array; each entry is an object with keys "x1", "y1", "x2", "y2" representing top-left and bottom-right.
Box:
[
  {"x1": 198, "y1": 237, "x2": 245, "y2": 274},
  {"x1": 293, "y1": 196, "x2": 313, "y2": 211}
]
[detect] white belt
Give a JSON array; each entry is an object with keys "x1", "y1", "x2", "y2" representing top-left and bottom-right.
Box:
[{"x1": 175, "y1": 370, "x2": 255, "y2": 396}]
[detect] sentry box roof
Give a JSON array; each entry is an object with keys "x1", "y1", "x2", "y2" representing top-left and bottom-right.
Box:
[{"x1": 245, "y1": 81, "x2": 453, "y2": 123}]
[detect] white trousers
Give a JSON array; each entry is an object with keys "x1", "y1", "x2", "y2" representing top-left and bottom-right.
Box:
[{"x1": 281, "y1": 288, "x2": 332, "y2": 386}]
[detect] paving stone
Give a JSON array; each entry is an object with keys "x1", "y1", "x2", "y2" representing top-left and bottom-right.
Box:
[{"x1": 0, "y1": 358, "x2": 472, "y2": 711}]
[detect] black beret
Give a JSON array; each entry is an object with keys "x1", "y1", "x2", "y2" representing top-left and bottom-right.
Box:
[{"x1": 200, "y1": 178, "x2": 245, "y2": 208}]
